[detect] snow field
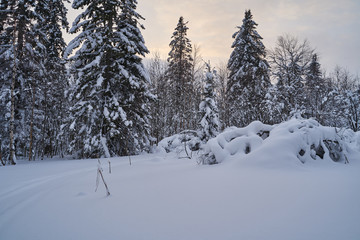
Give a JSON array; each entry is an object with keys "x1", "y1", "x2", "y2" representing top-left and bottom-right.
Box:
[{"x1": 0, "y1": 152, "x2": 359, "y2": 240}]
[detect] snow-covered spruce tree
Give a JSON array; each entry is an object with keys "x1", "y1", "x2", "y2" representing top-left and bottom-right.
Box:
[
  {"x1": 0, "y1": 0, "x2": 43, "y2": 164},
  {"x1": 269, "y1": 35, "x2": 313, "y2": 120},
  {"x1": 276, "y1": 60, "x2": 305, "y2": 118},
  {"x1": 304, "y1": 54, "x2": 327, "y2": 123},
  {"x1": 0, "y1": 64, "x2": 10, "y2": 165},
  {"x1": 29, "y1": 0, "x2": 69, "y2": 160},
  {"x1": 263, "y1": 85, "x2": 285, "y2": 124},
  {"x1": 0, "y1": 0, "x2": 11, "y2": 164},
  {"x1": 65, "y1": 0, "x2": 153, "y2": 158},
  {"x1": 226, "y1": 10, "x2": 271, "y2": 127},
  {"x1": 199, "y1": 62, "x2": 220, "y2": 142},
  {"x1": 166, "y1": 16, "x2": 194, "y2": 134}
]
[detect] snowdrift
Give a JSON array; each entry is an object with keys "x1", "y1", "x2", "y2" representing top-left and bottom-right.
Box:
[{"x1": 202, "y1": 118, "x2": 359, "y2": 165}]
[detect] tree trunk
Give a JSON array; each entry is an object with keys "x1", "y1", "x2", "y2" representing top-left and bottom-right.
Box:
[
  {"x1": 28, "y1": 83, "x2": 35, "y2": 161},
  {"x1": 0, "y1": 140, "x2": 5, "y2": 166},
  {"x1": 9, "y1": 19, "x2": 17, "y2": 165},
  {"x1": 41, "y1": 86, "x2": 48, "y2": 160}
]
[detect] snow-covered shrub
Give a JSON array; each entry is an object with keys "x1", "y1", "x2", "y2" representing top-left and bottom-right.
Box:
[
  {"x1": 202, "y1": 121, "x2": 272, "y2": 164},
  {"x1": 157, "y1": 130, "x2": 201, "y2": 158},
  {"x1": 356, "y1": 132, "x2": 360, "y2": 150},
  {"x1": 202, "y1": 118, "x2": 358, "y2": 165}
]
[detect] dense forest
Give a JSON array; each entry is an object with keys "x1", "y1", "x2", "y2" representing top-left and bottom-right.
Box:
[{"x1": 1, "y1": 0, "x2": 359, "y2": 165}]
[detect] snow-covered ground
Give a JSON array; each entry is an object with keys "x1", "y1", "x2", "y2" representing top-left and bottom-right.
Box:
[{"x1": 1, "y1": 150, "x2": 359, "y2": 240}]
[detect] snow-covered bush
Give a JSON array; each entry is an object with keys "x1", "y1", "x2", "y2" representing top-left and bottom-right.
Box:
[
  {"x1": 356, "y1": 132, "x2": 360, "y2": 150},
  {"x1": 157, "y1": 130, "x2": 201, "y2": 158},
  {"x1": 202, "y1": 118, "x2": 358, "y2": 165}
]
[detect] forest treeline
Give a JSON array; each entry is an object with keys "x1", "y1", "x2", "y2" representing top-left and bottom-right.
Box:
[{"x1": 0, "y1": 1, "x2": 359, "y2": 165}]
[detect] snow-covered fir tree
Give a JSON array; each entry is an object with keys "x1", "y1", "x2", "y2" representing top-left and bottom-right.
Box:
[
  {"x1": 263, "y1": 85, "x2": 285, "y2": 124},
  {"x1": 276, "y1": 61, "x2": 304, "y2": 118},
  {"x1": 0, "y1": 0, "x2": 11, "y2": 164},
  {"x1": 0, "y1": 61, "x2": 10, "y2": 165},
  {"x1": 226, "y1": 10, "x2": 271, "y2": 127},
  {"x1": 64, "y1": 0, "x2": 153, "y2": 158},
  {"x1": 304, "y1": 54, "x2": 326, "y2": 123},
  {"x1": 25, "y1": 0, "x2": 70, "y2": 160},
  {"x1": 199, "y1": 62, "x2": 220, "y2": 142},
  {"x1": 0, "y1": 0, "x2": 42, "y2": 164},
  {"x1": 166, "y1": 16, "x2": 194, "y2": 134}
]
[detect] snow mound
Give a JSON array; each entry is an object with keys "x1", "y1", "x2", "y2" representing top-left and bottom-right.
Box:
[
  {"x1": 203, "y1": 118, "x2": 358, "y2": 165},
  {"x1": 355, "y1": 131, "x2": 360, "y2": 149},
  {"x1": 157, "y1": 130, "x2": 201, "y2": 157}
]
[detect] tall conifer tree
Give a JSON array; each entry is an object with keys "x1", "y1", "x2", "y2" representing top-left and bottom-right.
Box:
[
  {"x1": 0, "y1": 0, "x2": 41, "y2": 164},
  {"x1": 304, "y1": 54, "x2": 326, "y2": 123},
  {"x1": 226, "y1": 10, "x2": 270, "y2": 127},
  {"x1": 166, "y1": 16, "x2": 194, "y2": 134},
  {"x1": 65, "y1": 0, "x2": 153, "y2": 158},
  {"x1": 29, "y1": 0, "x2": 69, "y2": 159}
]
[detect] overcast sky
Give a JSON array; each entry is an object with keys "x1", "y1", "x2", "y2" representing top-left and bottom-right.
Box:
[{"x1": 64, "y1": 0, "x2": 360, "y2": 75}]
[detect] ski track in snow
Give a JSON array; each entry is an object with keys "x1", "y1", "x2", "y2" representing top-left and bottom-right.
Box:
[
  {"x1": 0, "y1": 155, "x2": 171, "y2": 233},
  {"x1": 0, "y1": 153, "x2": 359, "y2": 240},
  {"x1": 0, "y1": 164, "x2": 94, "y2": 227}
]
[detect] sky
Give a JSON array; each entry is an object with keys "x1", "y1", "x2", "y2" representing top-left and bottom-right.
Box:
[{"x1": 64, "y1": 0, "x2": 360, "y2": 76}]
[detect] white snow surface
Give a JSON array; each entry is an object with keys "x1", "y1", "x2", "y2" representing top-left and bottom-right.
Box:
[
  {"x1": 0, "y1": 151, "x2": 359, "y2": 240},
  {"x1": 1, "y1": 119, "x2": 360, "y2": 239}
]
